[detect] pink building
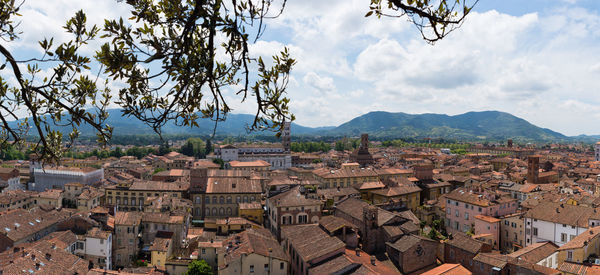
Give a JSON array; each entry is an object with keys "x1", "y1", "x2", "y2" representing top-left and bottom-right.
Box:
[
  {"x1": 445, "y1": 188, "x2": 517, "y2": 237},
  {"x1": 474, "y1": 215, "x2": 500, "y2": 250}
]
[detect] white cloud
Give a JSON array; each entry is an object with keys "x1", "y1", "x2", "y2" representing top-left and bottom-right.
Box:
[{"x1": 303, "y1": 72, "x2": 335, "y2": 92}]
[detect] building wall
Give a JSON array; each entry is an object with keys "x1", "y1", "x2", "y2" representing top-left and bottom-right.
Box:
[
  {"x1": 500, "y1": 214, "x2": 524, "y2": 253},
  {"x1": 537, "y1": 252, "x2": 558, "y2": 269},
  {"x1": 219, "y1": 253, "x2": 288, "y2": 275},
  {"x1": 394, "y1": 240, "x2": 438, "y2": 274},
  {"x1": 557, "y1": 236, "x2": 600, "y2": 266},
  {"x1": 199, "y1": 246, "x2": 219, "y2": 268},
  {"x1": 85, "y1": 235, "x2": 112, "y2": 270},
  {"x1": 315, "y1": 175, "x2": 378, "y2": 189},
  {"x1": 141, "y1": 222, "x2": 185, "y2": 248},
  {"x1": 524, "y1": 218, "x2": 586, "y2": 247},
  {"x1": 77, "y1": 196, "x2": 101, "y2": 211},
  {"x1": 151, "y1": 243, "x2": 172, "y2": 268},
  {"x1": 36, "y1": 196, "x2": 62, "y2": 209},
  {"x1": 113, "y1": 224, "x2": 139, "y2": 268},
  {"x1": 204, "y1": 193, "x2": 260, "y2": 218},
  {"x1": 2, "y1": 176, "x2": 22, "y2": 191},
  {"x1": 444, "y1": 245, "x2": 485, "y2": 272},
  {"x1": 105, "y1": 188, "x2": 183, "y2": 211},
  {"x1": 446, "y1": 198, "x2": 517, "y2": 235},
  {"x1": 371, "y1": 192, "x2": 420, "y2": 211},
  {"x1": 474, "y1": 218, "x2": 499, "y2": 250}
]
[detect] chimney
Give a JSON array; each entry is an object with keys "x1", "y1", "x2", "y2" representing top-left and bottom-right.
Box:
[
  {"x1": 31, "y1": 254, "x2": 35, "y2": 261},
  {"x1": 45, "y1": 253, "x2": 51, "y2": 261},
  {"x1": 51, "y1": 243, "x2": 56, "y2": 249},
  {"x1": 35, "y1": 263, "x2": 40, "y2": 270},
  {"x1": 355, "y1": 248, "x2": 360, "y2": 256},
  {"x1": 370, "y1": 256, "x2": 376, "y2": 266}
]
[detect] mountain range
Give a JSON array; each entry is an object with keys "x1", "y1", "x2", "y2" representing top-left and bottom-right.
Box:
[{"x1": 13, "y1": 109, "x2": 598, "y2": 142}]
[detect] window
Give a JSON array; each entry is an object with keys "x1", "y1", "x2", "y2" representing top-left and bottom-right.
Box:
[
  {"x1": 455, "y1": 210, "x2": 459, "y2": 217},
  {"x1": 465, "y1": 203, "x2": 468, "y2": 209},
  {"x1": 280, "y1": 262, "x2": 284, "y2": 269},
  {"x1": 478, "y1": 207, "x2": 482, "y2": 212},
  {"x1": 195, "y1": 196, "x2": 201, "y2": 204},
  {"x1": 100, "y1": 239, "x2": 104, "y2": 244},
  {"x1": 570, "y1": 235, "x2": 576, "y2": 241},
  {"x1": 264, "y1": 264, "x2": 269, "y2": 271},
  {"x1": 465, "y1": 213, "x2": 469, "y2": 220},
  {"x1": 567, "y1": 251, "x2": 573, "y2": 260},
  {"x1": 202, "y1": 248, "x2": 206, "y2": 254},
  {"x1": 572, "y1": 225, "x2": 576, "y2": 229},
  {"x1": 447, "y1": 208, "x2": 451, "y2": 215},
  {"x1": 562, "y1": 224, "x2": 566, "y2": 228},
  {"x1": 561, "y1": 233, "x2": 567, "y2": 242},
  {"x1": 533, "y1": 227, "x2": 538, "y2": 236},
  {"x1": 250, "y1": 265, "x2": 254, "y2": 273}
]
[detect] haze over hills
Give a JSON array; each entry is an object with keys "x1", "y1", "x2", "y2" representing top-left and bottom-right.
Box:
[{"x1": 14, "y1": 109, "x2": 596, "y2": 142}]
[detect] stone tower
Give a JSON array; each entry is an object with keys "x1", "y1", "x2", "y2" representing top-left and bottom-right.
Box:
[
  {"x1": 362, "y1": 204, "x2": 379, "y2": 253},
  {"x1": 527, "y1": 155, "x2": 540, "y2": 184},
  {"x1": 350, "y1": 133, "x2": 374, "y2": 167},
  {"x1": 507, "y1": 139, "x2": 513, "y2": 148},
  {"x1": 595, "y1": 142, "x2": 600, "y2": 162},
  {"x1": 281, "y1": 121, "x2": 291, "y2": 153}
]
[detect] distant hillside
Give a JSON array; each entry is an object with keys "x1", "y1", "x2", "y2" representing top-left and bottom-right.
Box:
[
  {"x1": 12, "y1": 109, "x2": 330, "y2": 136},
  {"x1": 325, "y1": 111, "x2": 567, "y2": 142},
  {"x1": 13, "y1": 109, "x2": 577, "y2": 142}
]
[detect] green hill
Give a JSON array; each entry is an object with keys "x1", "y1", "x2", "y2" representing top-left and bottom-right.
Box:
[{"x1": 326, "y1": 111, "x2": 567, "y2": 142}]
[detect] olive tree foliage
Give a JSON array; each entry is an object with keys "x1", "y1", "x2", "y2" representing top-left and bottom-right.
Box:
[
  {"x1": 0, "y1": 0, "x2": 294, "y2": 163},
  {"x1": 367, "y1": 0, "x2": 479, "y2": 43},
  {"x1": 0, "y1": 0, "x2": 476, "y2": 163}
]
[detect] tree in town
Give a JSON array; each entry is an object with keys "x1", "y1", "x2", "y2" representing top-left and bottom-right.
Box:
[
  {"x1": 204, "y1": 139, "x2": 213, "y2": 155},
  {"x1": 0, "y1": 0, "x2": 477, "y2": 162},
  {"x1": 180, "y1": 137, "x2": 206, "y2": 158},
  {"x1": 185, "y1": 259, "x2": 213, "y2": 275}
]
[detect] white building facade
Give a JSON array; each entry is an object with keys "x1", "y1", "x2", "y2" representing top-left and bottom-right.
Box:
[
  {"x1": 524, "y1": 217, "x2": 586, "y2": 247},
  {"x1": 30, "y1": 167, "x2": 104, "y2": 191},
  {"x1": 75, "y1": 231, "x2": 112, "y2": 270}
]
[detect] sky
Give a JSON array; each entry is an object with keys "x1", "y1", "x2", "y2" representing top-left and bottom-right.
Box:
[{"x1": 4, "y1": 0, "x2": 600, "y2": 136}]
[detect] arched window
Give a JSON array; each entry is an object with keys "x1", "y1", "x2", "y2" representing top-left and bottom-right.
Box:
[
  {"x1": 227, "y1": 207, "x2": 232, "y2": 216},
  {"x1": 212, "y1": 196, "x2": 217, "y2": 204},
  {"x1": 236, "y1": 196, "x2": 241, "y2": 203},
  {"x1": 219, "y1": 196, "x2": 225, "y2": 204},
  {"x1": 195, "y1": 208, "x2": 201, "y2": 216},
  {"x1": 250, "y1": 196, "x2": 256, "y2": 202},
  {"x1": 212, "y1": 208, "x2": 218, "y2": 216},
  {"x1": 219, "y1": 207, "x2": 225, "y2": 215},
  {"x1": 243, "y1": 196, "x2": 248, "y2": 203},
  {"x1": 195, "y1": 196, "x2": 201, "y2": 204},
  {"x1": 227, "y1": 196, "x2": 232, "y2": 204}
]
